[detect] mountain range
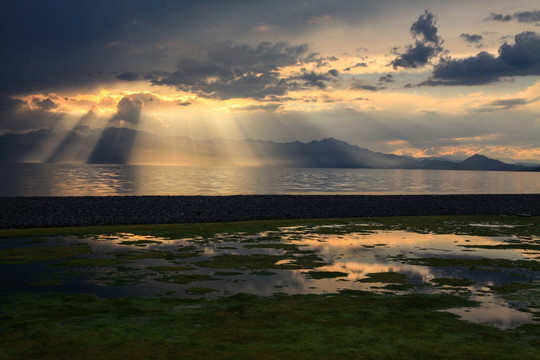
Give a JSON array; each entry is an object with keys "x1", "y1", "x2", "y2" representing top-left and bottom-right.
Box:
[{"x1": 1, "y1": 126, "x2": 538, "y2": 171}]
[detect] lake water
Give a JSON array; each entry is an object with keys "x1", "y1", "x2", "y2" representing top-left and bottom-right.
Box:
[{"x1": 0, "y1": 163, "x2": 539, "y2": 196}]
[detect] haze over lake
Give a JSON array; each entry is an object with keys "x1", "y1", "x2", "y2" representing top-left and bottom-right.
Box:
[{"x1": 2, "y1": 163, "x2": 539, "y2": 197}]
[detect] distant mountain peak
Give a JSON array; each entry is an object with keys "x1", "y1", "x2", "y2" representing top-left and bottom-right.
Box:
[
  {"x1": 465, "y1": 154, "x2": 490, "y2": 161},
  {"x1": 461, "y1": 153, "x2": 520, "y2": 171}
]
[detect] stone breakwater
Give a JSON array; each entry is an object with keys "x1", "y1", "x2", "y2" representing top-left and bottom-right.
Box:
[{"x1": 1, "y1": 194, "x2": 539, "y2": 229}]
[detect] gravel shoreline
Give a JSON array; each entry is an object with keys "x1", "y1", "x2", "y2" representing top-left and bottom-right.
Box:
[{"x1": 1, "y1": 194, "x2": 539, "y2": 229}]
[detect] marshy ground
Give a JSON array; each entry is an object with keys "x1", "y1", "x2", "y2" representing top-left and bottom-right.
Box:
[{"x1": 1, "y1": 215, "x2": 539, "y2": 359}]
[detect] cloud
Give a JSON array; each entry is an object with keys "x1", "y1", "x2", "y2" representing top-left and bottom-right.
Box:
[
  {"x1": 0, "y1": 96, "x2": 26, "y2": 111},
  {"x1": 391, "y1": 11, "x2": 444, "y2": 69},
  {"x1": 31, "y1": 98, "x2": 59, "y2": 111},
  {"x1": 460, "y1": 33, "x2": 482, "y2": 43},
  {"x1": 486, "y1": 10, "x2": 540, "y2": 24},
  {"x1": 108, "y1": 97, "x2": 143, "y2": 126},
  {"x1": 296, "y1": 71, "x2": 331, "y2": 89},
  {"x1": 349, "y1": 81, "x2": 385, "y2": 92},
  {"x1": 477, "y1": 96, "x2": 540, "y2": 111},
  {"x1": 116, "y1": 72, "x2": 139, "y2": 81},
  {"x1": 151, "y1": 41, "x2": 319, "y2": 99},
  {"x1": 344, "y1": 62, "x2": 367, "y2": 71},
  {"x1": 233, "y1": 103, "x2": 282, "y2": 112},
  {"x1": 410, "y1": 10, "x2": 440, "y2": 43},
  {"x1": 378, "y1": 74, "x2": 394, "y2": 83},
  {"x1": 349, "y1": 74, "x2": 393, "y2": 92},
  {"x1": 486, "y1": 13, "x2": 512, "y2": 22},
  {"x1": 423, "y1": 31, "x2": 540, "y2": 86},
  {"x1": 328, "y1": 69, "x2": 339, "y2": 77},
  {"x1": 306, "y1": 14, "x2": 331, "y2": 25},
  {"x1": 0, "y1": 99, "x2": 67, "y2": 133}
]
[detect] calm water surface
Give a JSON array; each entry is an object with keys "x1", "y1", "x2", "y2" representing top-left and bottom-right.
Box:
[{"x1": 1, "y1": 163, "x2": 539, "y2": 196}]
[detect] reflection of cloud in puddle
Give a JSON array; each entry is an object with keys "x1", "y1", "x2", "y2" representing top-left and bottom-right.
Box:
[
  {"x1": 319, "y1": 262, "x2": 433, "y2": 283},
  {"x1": 468, "y1": 223, "x2": 520, "y2": 228},
  {"x1": 300, "y1": 231, "x2": 531, "y2": 262},
  {"x1": 443, "y1": 300, "x2": 536, "y2": 329}
]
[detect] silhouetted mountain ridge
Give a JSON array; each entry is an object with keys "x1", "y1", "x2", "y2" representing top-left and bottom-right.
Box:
[{"x1": 0, "y1": 127, "x2": 536, "y2": 171}]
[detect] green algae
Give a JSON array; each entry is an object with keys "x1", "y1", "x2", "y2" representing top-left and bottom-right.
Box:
[
  {"x1": 112, "y1": 249, "x2": 201, "y2": 261},
  {"x1": 244, "y1": 243, "x2": 305, "y2": 251},
  {"x1": 94, "y1": 273, "x2": 149, "y2": 286},
  {"x1": 185, "y1": 287, "x2": 217, "y2": 295},
  {"x1": 382, "y1": 283, "x2": 415, "y2": 291},
  {"x1": 157, "y1": 273, "x2": 214, "y2": 284},
  {"x1": 459, "y1": 243, "x2": 540, "y2": 251},
  {"x1": 114, "y1": 250, "x2": 174, "y2": 260},
  {"x1": 213, "y1": 271, "x2": 244, "y2": 276},
  {"x1": 359, "y1": 272, "x2": 408, "y2": 284},
  {"x1": 55, "y1": 257, "x2": 127, "y2": 267},
  {"x1": 304, "y1": 270, "x2": 349, "y2": 279},
  {"x1": 431, "y1": 278, "x2": 476, "y2": 287},
  {"x1": 28, "y1": 278, "x2": 64, "y2": 286},
  {"x1": 0, "y1": 245, "x2": 92, "y2": 264},
  {"x1": 488, "y1": 282, "x2": 537, "y2": 293},
  {"x1": 1, "y1": 215, "x2": 539, "y2": 241},
  {"x1": 118, "y1": 239, "x2": 163, "y2": 246},
  {"x1": 148, "y1": 265, "x2": 195, "y2": 272}
]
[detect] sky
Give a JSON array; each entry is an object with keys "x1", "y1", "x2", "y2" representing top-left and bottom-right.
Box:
[{"x1": 1, "y1": 0, "x2": 540, "y2": 163}]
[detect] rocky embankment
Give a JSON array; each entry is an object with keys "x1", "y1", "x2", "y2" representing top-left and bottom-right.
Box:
[{"x1": 1, "y1": 194, "x2": 539, "y2": 229}]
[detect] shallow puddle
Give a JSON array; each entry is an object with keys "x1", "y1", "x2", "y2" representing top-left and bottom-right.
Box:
[{"x1": 1, "y1": 220, "x2": 539, "y2": 329}]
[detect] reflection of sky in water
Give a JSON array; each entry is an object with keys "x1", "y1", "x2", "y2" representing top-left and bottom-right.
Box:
[
  {"x1": 2, "y1": 227, "x2": 539, "y2": 329},
  {"x1": 3, "y1": 163, "x2": 540, "y2": 196}
]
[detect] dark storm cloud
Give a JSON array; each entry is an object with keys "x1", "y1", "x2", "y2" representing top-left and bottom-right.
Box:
[
  {"x1": 152, "y1": 41, "x2": 325, "y2": 99},
  {"x1": 344, "y1": 62, "x2": 368, "y2": 71},
  {"x1": 354, "y1": 62, "x2": 368, "y2": 68},
  {"x1": 116, "y1": 72, "x2": 139, "y2": 81},
  {"x1": 108, "y1": 97, "x2": 143, "y2": 126},
  {"x1": 487, "y1": 10, "x2": 540, "y2": 23},
  {"x1": 0, "y1": 1, "x2": 134, "y2": 95},
  {"x1": 378, "y1": 74, "x2": 394, "y2": 83},
  {"x1": 328, "y1": 69, "x2": 339, "y2": 77},
  {"x1": 32, "y1": 98, "x2": 59, "y2": 111},
  {"x1": 391, "y1": 11, "x2": 444, "y2": 69},
  {"x1": 349, "y1": 81, "x2": 386, "y2": 92},
  {"x1": 422, "y1": 31, "x2": 540, "y2": 86},
  {"x1": 460, "y1": 33, "x2": 483, "y2": 43},
  {"x1": 0, "y1": 1, "x2": 396, "y2": 96},
  {"x1": 0, "y1": 96, "x2": 26, "y2": 111},
  {"x1": 0, "y1": 102, "x2": 65, "y2": 133},
  {"x1": 410, "y1": 10, "x2": 439, "y2": 43},
  {"x1": 296, "y1": 71, "x2": 331, "y2": 89},
  {"x1": 312, "y1": 55, "x2": 340, "y2": 68},
  {"x1": 478, "y1": 96, "x2": 540, "y2": 111},
  {"x1": 486, "y1": 13, "x2": 513, "y2": 22}
]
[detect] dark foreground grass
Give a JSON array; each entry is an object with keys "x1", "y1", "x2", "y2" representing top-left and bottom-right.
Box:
[
  {"x1": 2, "y1": 215, "x2": 538, "y2": 240},
  {"x1": 1, "y1": 291, "x2": 539, "y2": 360}
]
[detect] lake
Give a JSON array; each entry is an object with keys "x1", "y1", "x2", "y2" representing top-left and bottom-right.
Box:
[{"x1": 1, "y1": 163, "x2": 539, "y2": 196}]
